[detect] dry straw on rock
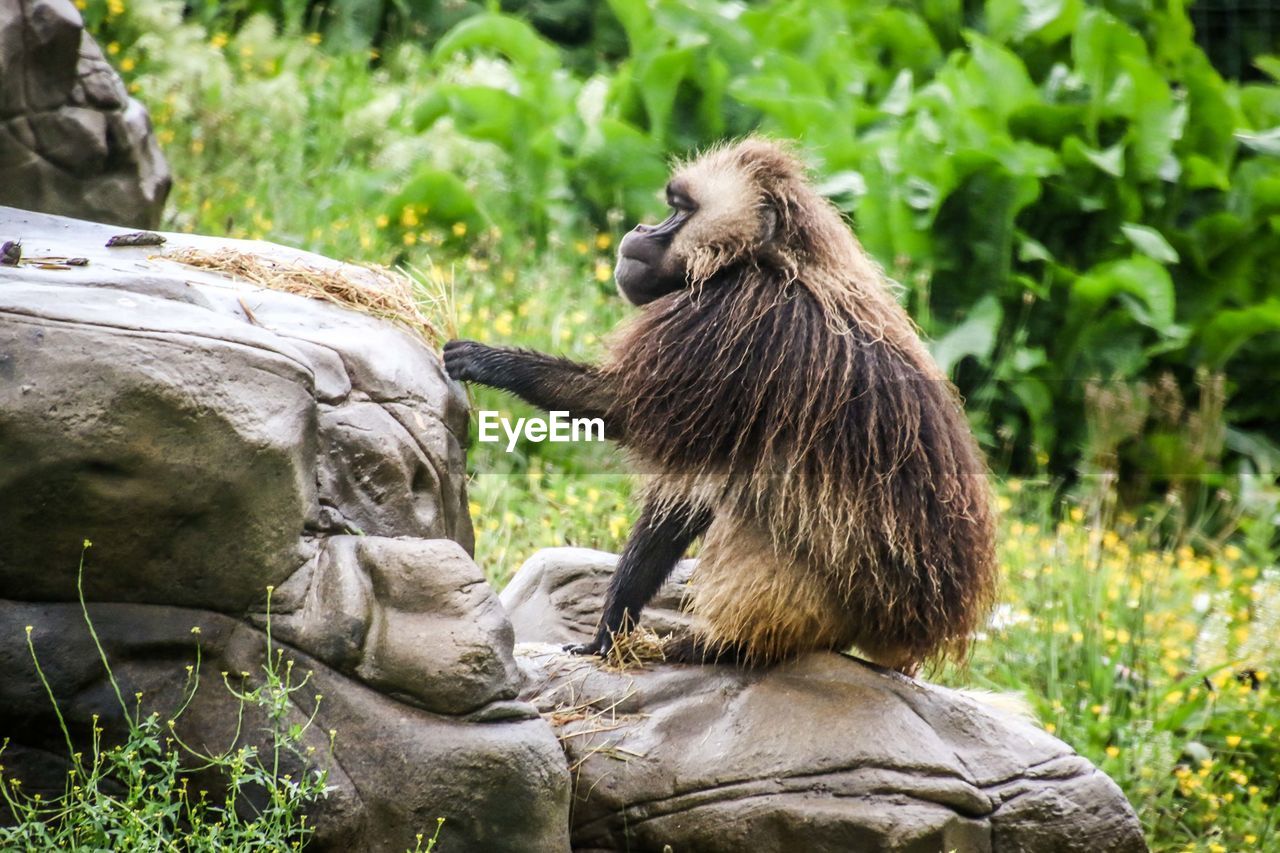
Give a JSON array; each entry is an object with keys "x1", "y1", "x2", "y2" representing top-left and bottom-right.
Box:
[{"x1": 165, "y1": 247, "x2": 440, "y2": 345}]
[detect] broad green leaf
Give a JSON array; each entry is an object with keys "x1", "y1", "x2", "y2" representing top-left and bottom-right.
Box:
[
  {"x1": 1010, "y1": 102, "x2": 1089, "y2": 147},
  {"x1": 1255, "y1": 54, "x2": 1280, "y2": 82},
  {"x1": 389, "y1": 168, "x2": 484, "y2": 229},
  {"x1": 576, "y1": 118, "x2": 669, "y2": 218},
  {"x1": 606, "y1": 0, "x2": 656, "y2": 52},
  {"x1": 1018, "y1": 235, "x2": 1054, "y2": 263},
  {"x1": 987, "y1": 0, "x2": 1081, "y2": 45},
  {"x1": 433, "y1": 13, "x2": 557, "y2": 70},
  {"x1": 410, "y1": 91, "x2": 450, "y2": 132},
  {"x1": 814, "y1": 171, "x2": 868, "y2": 211},
  {"x1": 1063, "y1": 137, "x2": 1125, "y2": 177},
  {"x1": 1010, "y1": 375, "x2": 1053, "y2": 449},
  {"x1": 1012, "y1": 346, "x2": 1047, "y2": 371},
  {"x1": 1072, "y1": 256, "x2": 1177, "y2": 334},
  {"x1": 1200, "y1": 300, "x2": 1280, "y2": 366},
  {"x1": 439, "y1": 86, "x2": 536, "y2": 149},
  {"x1": 864, "y1": 7, "x2": 943, "y2": 76},
  {"x1": 1182, "y1": 155, "x2": 1230, "y2": 190},
  {"x1": 1020, "y1": 0, "x2": 1081, "y2": 42},
  {"x1": 1120, "y1": 223, "x2": 1179, "y2": 265},
  {"x1": 1230, "y1": 158, "x2": 1280, "y2": 218},
  {"x1": 904, "y1": 177, "x2": 939, "y2": 212},
  {"x1": 960, "y1": 33, "x2": 1038, "y2": 119},
  {"x1": 637, "y1": 47, "x2": 698, "y2": 140},
  {"x1": 1236, "y1": 128, "x2": 1280, "y2": 157},
  {"x1": 881, "y1": 69, "x2": 913, "y2": 116},
  {"x1": 1180, "y1": 52, "x2": 1239, "y2": 168},
  {"x1": 930, "y1": 295, "x2": 1003, "y2": 376},
  {"x1": 1121, "y1": 55, "x2": 1182, "y2": 180},
  {"x1": 1241, "y1": 84, "x2": 1280, "y2": 128},
  {"x1": 1072, "y1": 8, "x2": 1147, "y2": 108},
  {"x1": 728, "y1": 69, "x2": 839, "y2": 139},
  {"x1": 695, "y1": 54, "x2": 731, "y2": 139}
]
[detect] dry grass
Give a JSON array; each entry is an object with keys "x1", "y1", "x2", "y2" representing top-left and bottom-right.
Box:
[
  {"x1": 602, "y1": 626, "x2": 671, "y2": 669},
  {"x1": 165, "y1": 247, "x2": 440, "y2": 344}
]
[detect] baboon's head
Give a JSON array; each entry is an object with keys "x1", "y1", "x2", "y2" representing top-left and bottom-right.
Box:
[{"x1": 613, "y1": 138, "x2": 846, "y2": 306}]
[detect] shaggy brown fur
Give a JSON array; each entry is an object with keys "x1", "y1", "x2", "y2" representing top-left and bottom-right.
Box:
[{"x1": 601, "y1": 139, "x2": 997, "y2": 671}]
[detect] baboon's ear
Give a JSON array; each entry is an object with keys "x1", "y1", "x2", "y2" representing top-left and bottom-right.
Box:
[{"x1": 759, "y1": 202, "x2": 780, "y2": 245}]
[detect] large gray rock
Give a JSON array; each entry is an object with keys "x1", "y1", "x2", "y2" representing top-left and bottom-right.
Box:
[
  {"x1": 0, "y1": 0, "x2": 170, "y2": 227},
  {"x1": 504, "y1": 548, "x2": 1148, "y2": 853},
  {"x1": 0, "y1": 206, "x2": 473, "y2": 605},
  {"x1": 0, "y1": 207, "x2": 570, "y2": 851},
  {"x1": 0, "y1": 599, "x2": 569, "y2": 853}
]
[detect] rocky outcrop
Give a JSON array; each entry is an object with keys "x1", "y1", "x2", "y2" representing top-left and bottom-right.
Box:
[
  {"x1": 504, "y1": 548, "x2": 1148, "y2": 853},
  {"x1": 0, "y1": 206, "x2": 570, "y2": 852},
  {"x1": 0, "y1": 0, "x2": 170, "y2": 227}
]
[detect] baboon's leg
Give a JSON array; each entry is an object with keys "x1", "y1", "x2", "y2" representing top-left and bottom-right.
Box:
[
  {"x1": 443, "y1": 340, "x2": 618, "y2": 432},
  {"x1": 662, "y1": 633, "x2": 751, "y2": 665},
  {"x1": 688, "y1": 519, "x2": 851, "y2": 664},
  {"x1": 567, "y1": 499, "x2": 712, "y2": 657}
]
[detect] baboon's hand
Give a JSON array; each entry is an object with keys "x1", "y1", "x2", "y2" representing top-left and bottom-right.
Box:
[{"x1": 443, "y1": 339, "x2": 495, "y2": 384}]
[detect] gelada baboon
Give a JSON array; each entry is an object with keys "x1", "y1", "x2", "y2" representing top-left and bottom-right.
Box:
[{"x1": 445, "y1": 138, "x2": 996, "y2": 673}]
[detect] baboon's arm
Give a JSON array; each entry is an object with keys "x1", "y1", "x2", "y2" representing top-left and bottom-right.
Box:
[
  {"x1": 567, "y1": 499, "x2": 713, "y2": 657},
  {"x1": 443, "y1": 339, "x2": 617, "y2": 430}
]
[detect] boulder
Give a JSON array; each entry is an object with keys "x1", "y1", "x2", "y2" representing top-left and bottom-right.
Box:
[
  {"x1": 0, "y1": 206, "x2": 570, "y2": 852},
  {"x1": 0, "y1": 0, "x2": 170, "y2": 227},
  {"x1": 0, "y1": 599, "x2": 568, "y2": 853},
  {"x1": 503, "y1": 548, "x2": 1149, "y2": 853}
]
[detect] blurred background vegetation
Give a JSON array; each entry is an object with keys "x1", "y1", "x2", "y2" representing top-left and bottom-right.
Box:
[{"x1": 77, "y1": 0, "x2": 1278, "y2": 849}]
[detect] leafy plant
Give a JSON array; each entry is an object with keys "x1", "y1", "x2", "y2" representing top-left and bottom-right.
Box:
[
  {"x1": 374, "y1": 0, "x2": 1280, "y2": 506},
  {"x1": 0, "y1": 543, "x2": 329, "y2": 850}
]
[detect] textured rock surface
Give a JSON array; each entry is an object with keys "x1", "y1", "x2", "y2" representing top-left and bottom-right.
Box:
[
  {"x1": 0, "y1": 206, "x2": 570, "y2": 852},
  {"x1": 0, "y1": 0, "x2": 170, "y2": 227},
  {"x1": 0, "y1": 206, "x2": 473, "y2": 605},
  {"x1": 0, "y1": 600, "x2": 569, "y2": 853},
  {"x1": 504, "y1": 548, "x2": 1148, "y2": 853}
]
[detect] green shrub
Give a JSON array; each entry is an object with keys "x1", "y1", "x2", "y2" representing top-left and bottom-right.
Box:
[
  {"x1": 327, "y1": 0, "x2": 1280, "y2": 506},
  {"x1": 0, "y1": 544, "x2": 328, "y2": 850}
]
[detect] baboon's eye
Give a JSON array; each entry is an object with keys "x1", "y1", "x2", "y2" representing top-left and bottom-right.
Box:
[{"x1": 666, "y1": 184, "x2": 696, "y2": 213}]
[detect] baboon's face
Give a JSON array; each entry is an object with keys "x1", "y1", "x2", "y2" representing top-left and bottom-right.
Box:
[
  {"x1": 614, "y1": 179, "x2": 697, "y2": 305},
  {"x1": 615, "y1": 154, "x2": 778, "y2": 306}
]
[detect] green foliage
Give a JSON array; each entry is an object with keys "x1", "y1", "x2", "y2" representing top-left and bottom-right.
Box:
[
  {"x1": 0, "y1": 546, "x2": 329, "y2": 849},
  {"x1": 227, "y1": 0, "x2": 1279, "y2": 495},
  {"x1": 953, "y1": 490, "x2": 1280, "y2": 850}
]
